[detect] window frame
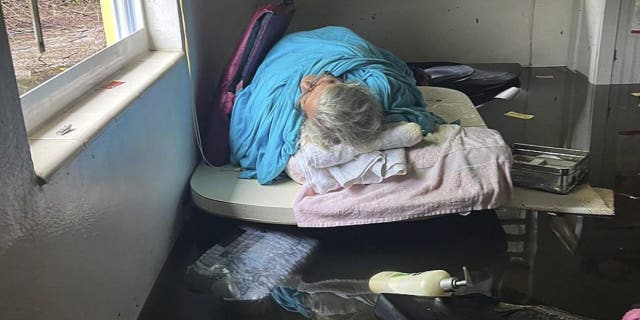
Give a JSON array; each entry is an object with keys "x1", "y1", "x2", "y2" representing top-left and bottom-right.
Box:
[
  {"x1": 112, "y1": 0, "x2": 144, "y2": 40},
  {"x1": 19, "y1": 0, "x2": 148, "y2": 134}
]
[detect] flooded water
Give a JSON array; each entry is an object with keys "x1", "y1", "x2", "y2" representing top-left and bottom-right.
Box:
[{"x1": 140, "y1": 67, "x2": 640, "y2": 320}]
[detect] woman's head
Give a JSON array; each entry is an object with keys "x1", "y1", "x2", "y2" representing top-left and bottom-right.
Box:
[{"x1": 298, "y1": 72, "x2": 383, "y2": 150}]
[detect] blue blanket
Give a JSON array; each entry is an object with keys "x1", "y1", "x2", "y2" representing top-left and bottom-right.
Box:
[{"x1": 229, "y1": 26, "x2": 444, "y2": 184}]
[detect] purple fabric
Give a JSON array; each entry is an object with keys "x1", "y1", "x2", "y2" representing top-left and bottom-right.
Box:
[
  {"x1": 221, "y1": 4, "x2": 276, "y2": 115},
  {"x1": 203, "y1": 3, "x2": 294, "y2": 165},
  {"x1": 242, "y1": 5, "x2": 294, "y2": 88}
]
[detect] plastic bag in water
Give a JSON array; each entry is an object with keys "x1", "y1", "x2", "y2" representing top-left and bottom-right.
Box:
[{"x1": 185, "y1": 226, "x2": 318, "y2": 301}]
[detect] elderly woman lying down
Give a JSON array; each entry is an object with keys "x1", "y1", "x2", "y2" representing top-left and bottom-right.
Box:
[
  {"x1": 296, "y1": 71, "x2": 383, "y2": 150},
  {"x1": 229, "y1": 27, "x2": 512, "y2": 226},
  {"x1": 229, "y1": 26, "x2": 444, "y2": 184}
]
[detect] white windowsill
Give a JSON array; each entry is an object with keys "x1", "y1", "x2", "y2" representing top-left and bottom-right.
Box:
[{"x1": 28, "y1": 50, "x2": 184, "y2": 184}]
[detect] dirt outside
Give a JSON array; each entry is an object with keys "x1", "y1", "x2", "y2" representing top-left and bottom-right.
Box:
[{"x1": 1, "y1": 0, "x2": 106, "y2": 94}]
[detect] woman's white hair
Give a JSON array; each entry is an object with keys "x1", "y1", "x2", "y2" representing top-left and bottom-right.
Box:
[{"x1": 301, "y1": 82, "x2": 383, "y2": 150}]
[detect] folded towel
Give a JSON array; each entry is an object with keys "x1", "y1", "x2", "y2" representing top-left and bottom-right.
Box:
[
  {"x1": 295, "y1": 123, "x2": 420, "y2": 194},
  {"x1": 327, "y1": 148, "x2": 407, "y2": 186},
  {"x1": 297, "y1": 148, "x2": 408, "y2": 194},
  {"x1": 301, "y1": 122, "x2": 423, "y2": 168},
  {"x1": 301, "y1": 149, "x2": 406, "y2": 194}
]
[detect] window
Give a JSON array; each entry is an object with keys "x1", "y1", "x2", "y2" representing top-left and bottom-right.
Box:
[
  {"x1": 1, "y1": 0, "x2": 148, "y2": 133},
  {"x1": 1, "y1": 0, "x2": 107, "y2": 94}
]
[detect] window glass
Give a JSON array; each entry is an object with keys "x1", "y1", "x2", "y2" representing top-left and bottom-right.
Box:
[{"x1": 1, "y1": 0, "x2": 141, "y2": 95}]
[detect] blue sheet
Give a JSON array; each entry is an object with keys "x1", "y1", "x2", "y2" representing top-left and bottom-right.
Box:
[{"x1": 229, "y1": 26, "x2": 444, "y2": 184}]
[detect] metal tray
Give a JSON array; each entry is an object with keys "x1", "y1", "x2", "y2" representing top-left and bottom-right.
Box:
[{"x1": 511, "y1": 143, "x2": 589, "y2": 194}]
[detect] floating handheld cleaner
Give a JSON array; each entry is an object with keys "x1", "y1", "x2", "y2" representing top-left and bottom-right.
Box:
[{"x1": 369, "y1": 266, "x2": 472, "y2": 297}]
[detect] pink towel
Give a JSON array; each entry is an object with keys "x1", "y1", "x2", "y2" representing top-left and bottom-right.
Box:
[
  {"x1": 623, "y1": 309, "x2": 640, "y2": 320},
  {"x1": 289, "y1": 125, "x2": 513, "y2": 227}
]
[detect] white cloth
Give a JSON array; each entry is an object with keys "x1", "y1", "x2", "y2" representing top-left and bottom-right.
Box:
[
  {"x1": 328, "y1": 148, "x2": 407, "y2": 187},
  {"x1": 301, "y1": 149, "x2": 407, "y2": 194},
  {"x1": 301, "y1": 122, "x2": 423, "y2": 168},
  {"x1": 296, "y1": 122, "x2": 422, "y2": 194}
]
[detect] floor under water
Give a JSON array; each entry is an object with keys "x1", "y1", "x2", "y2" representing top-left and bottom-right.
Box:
[{"x1": 139, "y1": 67, "x2": 640, "y2": 320}]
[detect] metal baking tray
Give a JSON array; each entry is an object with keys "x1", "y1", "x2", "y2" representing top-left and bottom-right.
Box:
[{"x1": 511, "y1": 143, "x2": 589, "y2": 194}]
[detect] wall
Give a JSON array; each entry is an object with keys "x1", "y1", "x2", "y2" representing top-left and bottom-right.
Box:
[
  {"x1": 568, "y1": 0, "x2": 622, "y2": 84},
  {"x1": 288, "y1": 0, "x2": 636, "y2": 85},
  {"x1": 568, "y1": 0, "x2": 592, "y2": 75},
  {"x1": 531, "y1": 0, "x2": 575, "y2": 67},
  {"x1": 612, "y1": 0, "x2": 640, "y2": 84},
  {"x1": 592, "y1": 0, "x2": 620, "y2": 84},
  {"x1": 180, "y1": 1, "x2": 260, "y2": 121},
  {"x1": 285, "y1": 0, "x2": 574, "y2": 66},
  {"x1": 0, "y1": 9, "x2": 197, "y2": 320},
  {"x1": 584, "y1": 0, "x2": 607, "y2": 80}
]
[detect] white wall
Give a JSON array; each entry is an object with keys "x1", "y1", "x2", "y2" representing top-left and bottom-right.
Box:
[
  {"x1": 612, "y1": 0, "x2": 640, "y2": 84},
  {"x1": 286, "y1": 0, "x2": 574, "y2": 66},
  {"x1": 0, "y1": 11, "x2": 198, "y2": 320},
  {"x1": 181, "y1": 1, "x2": 261, "y2": 118},
  {"x1": 568, "y1": 0, "x2": 592, "y2": 75},
  {"x1": 594, "y1": 0, "x2": 621, "y2": 84},
  {"x1": 532, "y1": 0, "x2": 575, "y2": 67},
  {"x1": 568, "y1": 0, "x2": 622, "y2": 84},
  {"x1": 288, "y1": 0, "x2": 635, "y2": 85}
]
